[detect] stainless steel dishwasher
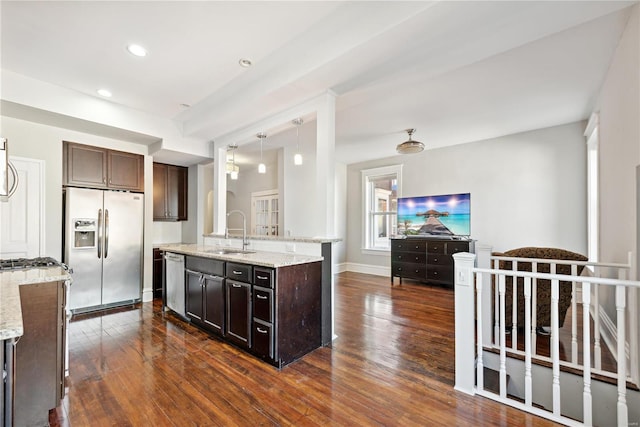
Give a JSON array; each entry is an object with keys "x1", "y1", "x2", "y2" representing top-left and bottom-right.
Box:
[{"x1": 164, "y1": 252, "x2": 186, "y2": 318}]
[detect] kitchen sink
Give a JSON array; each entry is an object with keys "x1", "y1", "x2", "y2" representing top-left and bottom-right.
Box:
[{"x1": 204, "y1": 248, "x2": 255, "y2": 255}]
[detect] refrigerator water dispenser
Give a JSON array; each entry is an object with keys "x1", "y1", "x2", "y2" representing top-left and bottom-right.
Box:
[{"x1": 73, "y1": 219, "x2": 96, "y2": 248}]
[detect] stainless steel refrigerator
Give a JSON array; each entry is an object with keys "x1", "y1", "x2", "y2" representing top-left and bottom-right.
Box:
[{"x1": 64, "y1": 187, "x2": 144, "y2": 313}]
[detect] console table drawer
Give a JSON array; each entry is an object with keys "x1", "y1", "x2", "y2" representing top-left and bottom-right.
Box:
[
  {"x1": 427, "y1": 254, "x2": 452, "y2": 266},
  {"x1": 392, "y1": 252, "x2": 426, "y2": 264},
  {"x1": 427, "y1": 242, "x2": 446, "y2": 254},
  {"x1": 426, "y1": 266, "x2": 453, "y2": 282},
  {"x1": 391, "y1": 262, "x2": 425, "y2": 279},
  {"x1": 447, "y1": 242, "x2": 470, "y2": 255},
  {"x1": 391, "y1": 239, "x2": 426, "y2": 253}
]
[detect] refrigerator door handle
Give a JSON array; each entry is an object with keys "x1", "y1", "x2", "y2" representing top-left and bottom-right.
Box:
[
  {"x1": 104, "y1": 209, "x2": 109, "y2": 259},
  {"x1": 97, "y1": 208, "x2": 103, "y2": 258}
]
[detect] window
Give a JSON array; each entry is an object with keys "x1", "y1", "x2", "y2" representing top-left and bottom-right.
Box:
[{"x1": 362, "y1": 165, "x2": 402, "y2": 252}]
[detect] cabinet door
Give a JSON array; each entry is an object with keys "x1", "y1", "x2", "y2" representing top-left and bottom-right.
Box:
[
  {"x1": 152, "y1": 249, "x2": 163, "y2": 298},
  {"x1": 203, "y1": 275, "x2": 225, "y2": 335},
  {"x1": 153, "y1": 163, "x2": 168, "y2": 220},
  {"x1": 107, "y1": 150, "x2": 144, "y2": 191},
  {"x1": 226, "y1": 280, "x2": 251, "y2": 348},
  {"x1": 185, "y1": 270, "x2": 203, "y2": 321},
  {"x1": 167, "y1": 165, "x2": 187, "y2": 220},
  {"x1": 64, "y1": 142, "x2": 107, "y2": 188}
]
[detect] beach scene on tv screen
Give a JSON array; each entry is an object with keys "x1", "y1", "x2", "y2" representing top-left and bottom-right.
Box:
[{"x1": 398, "y1": 193, "x2": 470, "y2": 236}]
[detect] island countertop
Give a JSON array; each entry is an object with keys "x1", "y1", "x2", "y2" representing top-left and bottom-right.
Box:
[
  {"x1": 158, "y1": 244, "x2": 323, "y2": 268},
  {"x1": 0, "y1": 266, "x2": 71, "y2": 340},
  {"x1": 204, "y1": 234, "x2": 341, "y2": 244}
]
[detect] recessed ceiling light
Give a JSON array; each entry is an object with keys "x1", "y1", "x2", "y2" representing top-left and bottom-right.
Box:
[
  {"x1": 97, "y1": 89, "x2": 112, "y2": 98},
  {"x1": 127, "y1": 44, "x2": 147, "y2": 57},
  {"x1": 238, "y1": 58, "x2": 252, "y2": 68}
]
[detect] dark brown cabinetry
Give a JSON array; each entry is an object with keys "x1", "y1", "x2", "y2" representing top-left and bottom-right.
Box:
[
  {"x1": 185, "y1": 257, "x2": 225, "y2": 336},
  {"x1": 179, "y1": 255, "x2": 322, "y2": 368},
  {"x1": 63, "y1": 141, "x2": 144, "y2": 192},
  {"x1": 153, "y1": 162, "x2": 188, "y2": 221},
  {"x1": 225, "y1": 262, "x2": 252, "y2": 349},
  {"x1": 391, "y1": 237, "x2": 474, "y2": 287},
  {"x1": 15, "y1": 281, "x2": 66, "y2": 427},
  {"x1": 153, "y1": 248, "x2": 163, "y2": 298}
]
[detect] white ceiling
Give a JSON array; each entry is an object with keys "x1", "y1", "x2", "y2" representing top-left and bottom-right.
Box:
[{"x1": 1, "y1": 1, "x2": 636, "y2": 165}]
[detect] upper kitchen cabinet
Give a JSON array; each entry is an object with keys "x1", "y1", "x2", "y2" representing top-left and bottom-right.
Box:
[
  {"x1": 63, "y1": 141, "x2": 144, "y2": 192},
  {"x1": 153, "y1": 162, "x2": 188, "y2": 221}
]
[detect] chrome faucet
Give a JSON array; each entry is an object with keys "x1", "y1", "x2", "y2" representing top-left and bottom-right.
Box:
[{"x1": 226, "y1": 210, "x2": 249, "y2": 250}]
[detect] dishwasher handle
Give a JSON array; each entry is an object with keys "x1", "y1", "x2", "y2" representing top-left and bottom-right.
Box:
[{"x1": 164, "y1": 253, "x2": 184, "y2": 262}]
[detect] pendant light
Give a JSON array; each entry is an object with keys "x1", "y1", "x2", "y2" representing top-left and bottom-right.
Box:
[
  {"x1": 227, "y1": 144, "x2": 239, "y2": 180},
  {"x1": 396, "y1": 128, "x2": 425, "y2": 154},
  {"x1": 257, "y1": 132, "x2": 267, "y2": 174},
  {"x1": 292, "y1": 118, "x2": 303, "y2": 165}
]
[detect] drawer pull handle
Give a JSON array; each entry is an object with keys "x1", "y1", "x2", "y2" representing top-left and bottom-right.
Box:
[
  {"x1": 434, "y1": 271, "x2": 438, "y2": 275},
  {"x1": 232, "y1": 284, "x2": 242, "y2": 288},
  {"x1": 256, "y1": 295, "x2": 268, "y2": 300},
  {"x1": 232, "y1": 270, "x2": 242, "y2": 275},
  {"x1": 434, "y1": 258, "x2": 438, "y2": 262},
  {"x1": 257, "y1": 327, "x2": 268, "y2": 334},
  {"x1": 257, "y1": 275, "x2": 268, "y2": 280}
]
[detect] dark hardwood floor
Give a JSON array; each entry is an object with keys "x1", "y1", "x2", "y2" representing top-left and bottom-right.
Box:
[{"x1": 50, "y1": 272, "x2": 559, "y2": 426}]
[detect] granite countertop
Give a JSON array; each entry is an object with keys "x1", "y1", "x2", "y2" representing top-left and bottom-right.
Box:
[
  {"x1": 159, "y1": 244, "x2": 323, "y2": 268},
  {"x1": 205, "y1": 234, "x2": 341, "y2": 244},
  {"x1": 0, "y1": 267, "x2": 71, "y2": 340}
]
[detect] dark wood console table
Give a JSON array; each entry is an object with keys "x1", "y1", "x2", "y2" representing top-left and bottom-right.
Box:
[{"x1": 390, "y1": 237, "x2": 474, "y2": 287}]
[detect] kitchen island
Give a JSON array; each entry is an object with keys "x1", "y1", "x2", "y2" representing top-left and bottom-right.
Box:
[
  {"x1": 0, "y1": 266, "x2": 71, "y2": 426},
  {"x1": 159, "y1": 244, "x2": 324, "y2": 368}
]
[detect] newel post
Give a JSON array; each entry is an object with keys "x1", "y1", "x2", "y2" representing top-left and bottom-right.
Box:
[{"x1": 453, "y1": 252, "x2": 477, "y2": 395}]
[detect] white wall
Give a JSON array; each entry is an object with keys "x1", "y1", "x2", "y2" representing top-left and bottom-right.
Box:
[
  {"x1": 597, "y1": 5, "x2": 639, "y2": 266},
  {"x1": 1, "y1": 114, "x2": 155, "y2": 298},
  {"x1": 345, "y1": 121, "x2": 588, "y2": 271}
]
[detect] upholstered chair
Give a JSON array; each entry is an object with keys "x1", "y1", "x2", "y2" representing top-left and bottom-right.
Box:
[{"x1": 492, "y1": 247, "x2": 587, "y2": 331}]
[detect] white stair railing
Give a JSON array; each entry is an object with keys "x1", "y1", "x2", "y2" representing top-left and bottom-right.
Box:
[{"x1": 454, "y1": 251, "x2": 640, "y2": 427}]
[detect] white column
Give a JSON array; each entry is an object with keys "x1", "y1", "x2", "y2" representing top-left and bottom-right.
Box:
[
  {"x1": 315, "y1": 91, "x2": 336, "y2": 237},
  {"x1": 212, "y1": 144, "x2": 227, "y2": 235},
  {"x1": 453, "y1": 252, "x2": 476, "y2": 395}
]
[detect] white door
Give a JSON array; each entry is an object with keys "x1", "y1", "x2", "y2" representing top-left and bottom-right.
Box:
[
  {"x1": 0, "y1": 157, "x2": 44, "y2": 258},
  {"x1": 251, "y1": 189, "x2": 279, "y2": 236}
]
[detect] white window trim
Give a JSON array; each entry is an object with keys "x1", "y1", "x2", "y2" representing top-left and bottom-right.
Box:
[
  {"x1": 584, "y1": 112, "x2": 599, "y2": 264},
  {"x1": 361, "y1": 164, "x2": 402, "y2": 253}
]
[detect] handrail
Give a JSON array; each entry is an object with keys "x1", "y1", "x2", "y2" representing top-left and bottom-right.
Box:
[
  {"x1": 490, "y1": 255, "x2": 630, "y2": 270},
  {"x1": 474, "y1": 267, "x2": 640, "y2": 288}
]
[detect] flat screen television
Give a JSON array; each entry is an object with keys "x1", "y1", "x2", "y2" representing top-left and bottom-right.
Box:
[{"x1": 397, "y1": 193, "x2": 470, "y2": 237}]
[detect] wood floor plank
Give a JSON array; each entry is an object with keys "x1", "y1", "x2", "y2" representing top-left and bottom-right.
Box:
[{"x1": 50, "y1": 272, "x2": 559, "y2": 426}]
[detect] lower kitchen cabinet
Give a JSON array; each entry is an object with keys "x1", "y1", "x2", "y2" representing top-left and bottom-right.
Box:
[
  {"x1": 177, "y1": 254, "x2": 323, "y2": 369},
  {"x1": 185, "y1": 257, "x2": 225, "y2": 336},
  {"x1": 225, "y1": 279, "x2": 251, "y2": 349},
  {"x1": 153, "y1": 248, "x2": 163, "y2": 298}
]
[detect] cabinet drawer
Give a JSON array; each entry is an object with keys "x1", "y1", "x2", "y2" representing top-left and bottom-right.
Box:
[
  {"x1": 226, "y1": 262, "x2": 252, "y2": 283},
  {"x1": 447, "y1": 242, "x2": 470, "y2": 255},
  {"x1": 186, "y1": 256, "x2": 224, "y2": 277},
  {"x1": 391, "y1": 239, "x2": 426, "y2": 253},
  {"x1": 392, "y1": 252, "x2": 426, "y2": 264},
  {"x1": 426, "y1": 266, "x2": 453, "y2": 282},
  {"x1": 427, "y1": 254, "x2": 452, "y2": 266},
  {"x1": 391, "y1": 262, "x2": 426, "y2": 280},
  {"x1": 253, "y1": 286, "x2": 273, "y2": 323},
  {"x1": 427, "y1": 241, "x2": 446, "y2": 254},
  {"x1": 252, "y1": 320, "x2": 273, "y2": 360},
  {"x1": 254, "y1": 268, "x2": 274, "y2": 289}
]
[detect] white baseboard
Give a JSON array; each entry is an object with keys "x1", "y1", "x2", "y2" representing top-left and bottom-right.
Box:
[
  {"x1": 142, "y1": 289, "x2": 154, "y2": 303},
  {"x1": 343, "y1": 262, "x2": 390, "y2": 277},
  {"x1": 335, "y1": 262, "x2": 348, "y2": 273}
]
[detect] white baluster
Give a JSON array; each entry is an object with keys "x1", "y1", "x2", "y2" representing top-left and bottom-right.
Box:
[
  {"x1": 594, "y1": 281, "x2": 602, "y2": 370},
  {"x1": 551, "y1": 278, "x2": 561, "y2": 416},
  {"x1": 616, "y1": 285, "x2": 628, "y2": 427},
  {"x1": 499, "y1": 274, "x2": 507, "y2": 398},
  {"x1": 512, "y1": 260, "x2": 518, "y2": 351},
  {"x1": 571, "y1": 264, "x2": 578, "y2": 365},
  {"x1": 532, "y1": 262, "x2": 538, "y2": 356},
  {"x1": 582, "y1": 282, "x2": 593, "y2": 426},
  {"x1": 494, "y1": 258, "x2": 500, "y2": 347},
  {"x1": 476, "y1": 273, "x2": 484, "y2": 391},
  {"x1": 524, "y1": 276, "x2": 532, "y2": 406}
]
